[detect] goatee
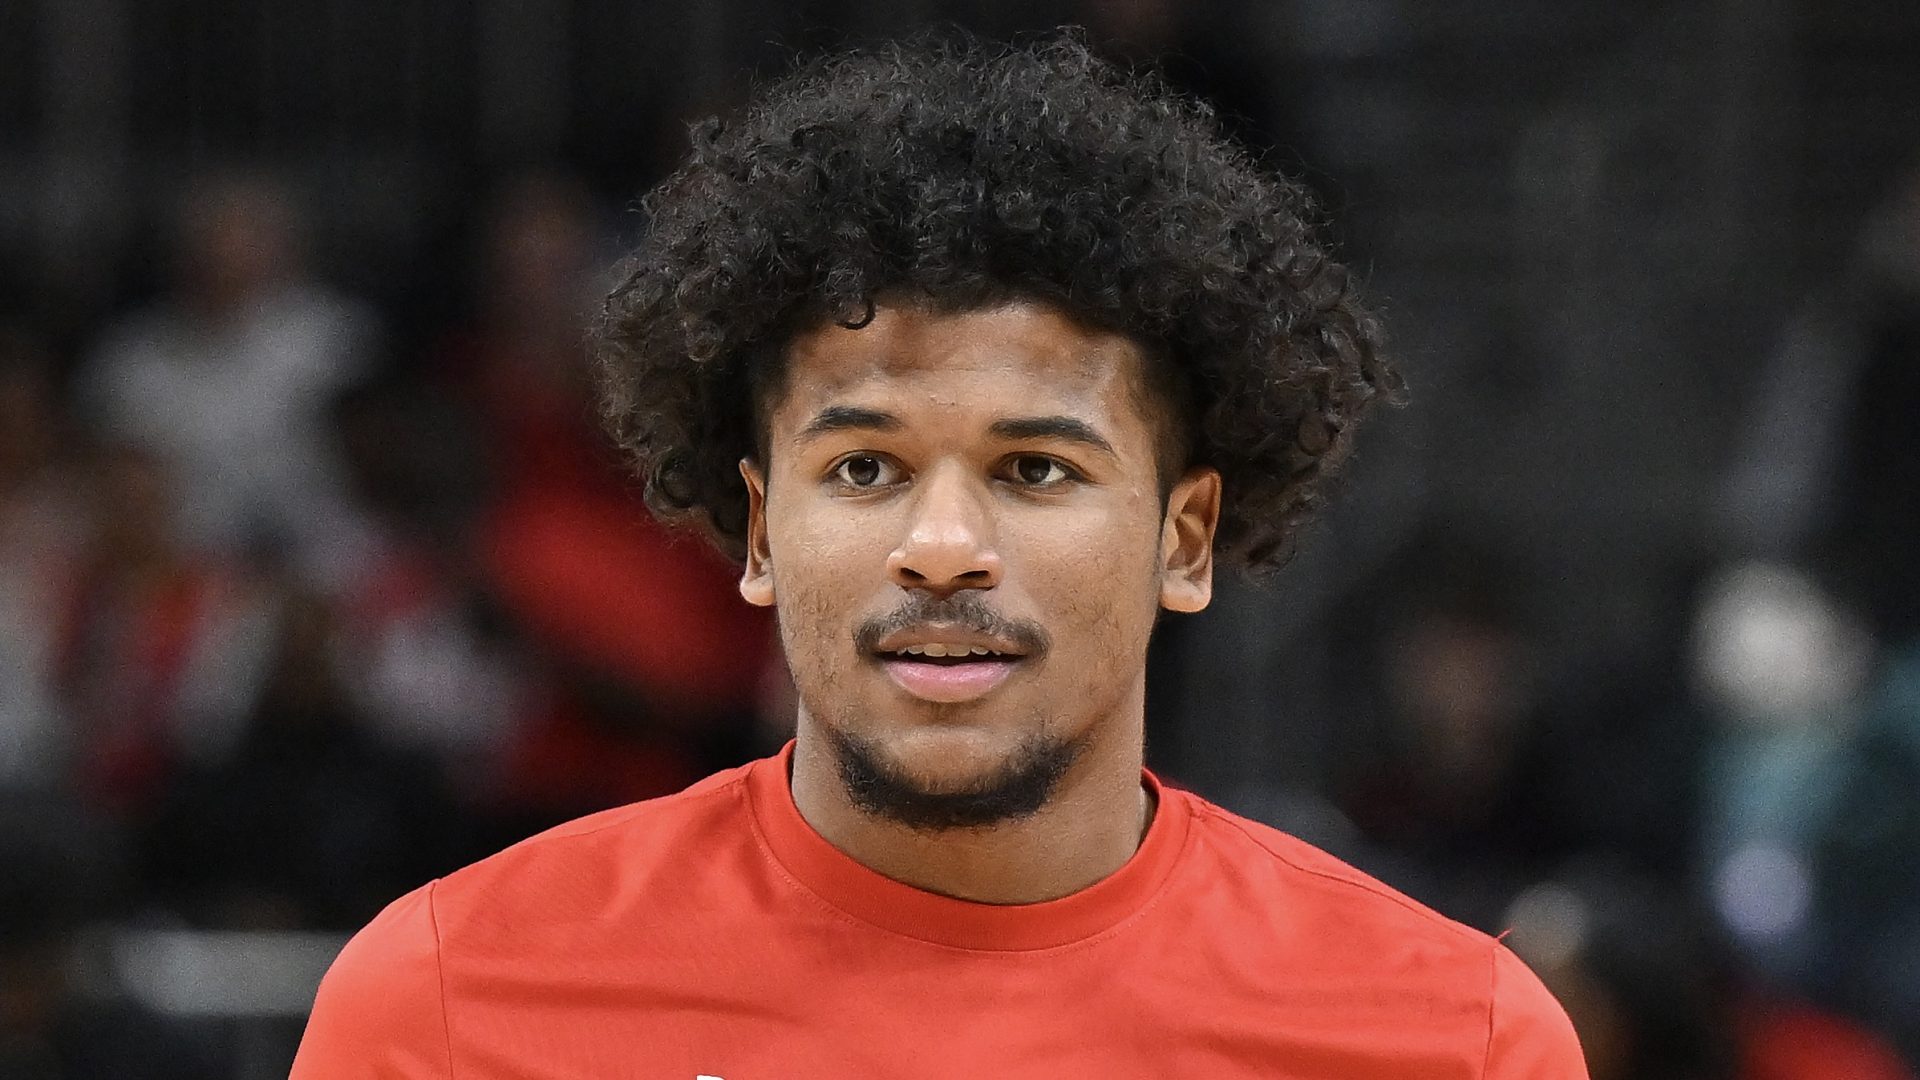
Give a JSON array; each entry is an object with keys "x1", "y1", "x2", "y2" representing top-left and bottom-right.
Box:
[{"x1": 823, "y1": 724, "x2": 1084, "y2": 832}]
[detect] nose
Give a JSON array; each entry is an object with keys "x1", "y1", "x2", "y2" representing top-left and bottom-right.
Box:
[{"x1": 886, "y1": 463, "x2": 1002, "y2": 597}]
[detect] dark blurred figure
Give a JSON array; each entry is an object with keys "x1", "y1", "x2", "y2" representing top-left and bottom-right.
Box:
[
  {"x1": 1524, "y1": 558, "x2": 1713, "y2": 888},
  {"x1": 54, "y1": 446, "x2": 276, "y2": 818},
  {"x1": 1504, "y1": 862, "x2": 1912, "y2": 1080},
  {"x1": 1818, "y1": 166, "x2": 1920, "y2": 647},
  {"x1": 327, "y1": 374, "x2": 526, "y2": 777},
  {"x1": 1331, "y1": 533, "x2": 1562, "y2": 928},
  {"x1": 429, "y1": 172, "x2": 776, "y2": 828},
  {"x1": 137, "y1": 577, "x2": 464, "y2": 930},
  {"x1": 0, "y1": 333, "x2": 88, "y2": 793},
  {"x1": 0, "y1": 807, "x2": 225, "y2": 1079},
  {"x1": 75, "y1": 170, "x2": 378, "y2": 592},
  {"x1": 1332, "y1": 532, "x2": 1714, "y2": 930}
]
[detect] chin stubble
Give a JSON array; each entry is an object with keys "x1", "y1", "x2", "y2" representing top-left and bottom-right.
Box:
[{"x1": 823, "y1": 722, "x2": 1086, "y2": 833}]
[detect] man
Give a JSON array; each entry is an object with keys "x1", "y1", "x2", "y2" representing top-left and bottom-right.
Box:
[
  {"x1": 293, "y1": 36, "x2": 1588, "y2": 1078},
  {"x1": 78, "y1": 171, "x2": 377, "y2": 592}
]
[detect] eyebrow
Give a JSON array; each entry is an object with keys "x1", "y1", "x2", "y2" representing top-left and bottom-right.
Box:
[
  {"x1": 798, "y1": 405, "x2": 903, "y2": 441},
  {"x1": 988, "y1": 416, "x2": 1116, "y2": 456},
  {"x1": 795, "y1": 405, "x2": 1117, "y2": 457}
]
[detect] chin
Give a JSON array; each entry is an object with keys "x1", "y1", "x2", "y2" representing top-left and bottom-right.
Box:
[
  {"x1": 856, "y1": 722, "x2": 1027, "y2": 792},
  {"x1": 816, "y1": 713, "x2": 1089, "y2": 831}
]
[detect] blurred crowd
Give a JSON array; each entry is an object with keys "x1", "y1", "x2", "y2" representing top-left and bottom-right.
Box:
[
  {"x1": 0, "y1": 168, "x2": 783, "y2": 1075},
  {"x1": 2, "y1": 17, "x2": 1920, "y2": 1079},
  {"x1": 1269, "y1": 172, "x2": 1920, "y2": 1076}
]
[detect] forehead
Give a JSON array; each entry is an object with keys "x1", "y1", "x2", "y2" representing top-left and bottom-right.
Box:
[{"x1": 770, "y1": 301, "x2": 1154, "y2": 432}]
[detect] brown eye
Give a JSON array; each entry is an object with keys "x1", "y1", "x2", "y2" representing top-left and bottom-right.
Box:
[
  {"x1": 833, "y1": 455, "x2": 895, "y2": 487},
  {"x1": 1012, "y1": 456, "x2": 1068, "y2": 485}
]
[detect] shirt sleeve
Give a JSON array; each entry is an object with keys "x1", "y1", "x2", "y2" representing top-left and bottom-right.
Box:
[
  {"x1": 1484, "y1": 943, "x2": 1589, "y2": 1080},
  {"x1": 290, "y1": 882, "x2": 454, "y2": 1079}
]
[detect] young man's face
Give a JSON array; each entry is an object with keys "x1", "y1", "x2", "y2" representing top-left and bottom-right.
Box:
[{"x1": 740, "y1": 300, "x2": 1220, "y2": 828}]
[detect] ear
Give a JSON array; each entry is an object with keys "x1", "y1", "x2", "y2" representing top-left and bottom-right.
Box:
[
  {"x1": 738, "y1": 459, "x2": 775, "y2": 607},
  {"x1": 1158, "y1": 466, "x2": 1221, "y2": 613}
]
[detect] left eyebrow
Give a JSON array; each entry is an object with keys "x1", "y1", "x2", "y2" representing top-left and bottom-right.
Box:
[{"x1": 987, "y1": 415, "x2": 1117, "y2": 457}]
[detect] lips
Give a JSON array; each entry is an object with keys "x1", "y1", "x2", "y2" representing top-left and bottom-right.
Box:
[
  {"x1": 859, "y1": 609, "x2": 1045, "y2": 705},
  {"x1": 879, "y1": 653, "x2": 1022, "y2": 703},
  {"x1": 870, "y1": 629, "x2": 1030, "y2": 704}
]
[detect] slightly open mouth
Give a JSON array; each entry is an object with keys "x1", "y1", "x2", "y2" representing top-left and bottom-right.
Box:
[{"x1": 878, "y1": 646, "x2": 1023, "y2": 703}]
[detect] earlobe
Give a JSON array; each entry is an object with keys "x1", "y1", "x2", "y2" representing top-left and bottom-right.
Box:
[
  {"x1": 738, "y1": 459, "x2": 776, "y2": 608},
  {"x1": 1159, "y1": 466, "x2": 1221, "y2": 614}
]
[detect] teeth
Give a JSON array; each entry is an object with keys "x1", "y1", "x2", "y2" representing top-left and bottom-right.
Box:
[{"x1": 898, "y1": 643, "x2": 1002, "y2": 658}]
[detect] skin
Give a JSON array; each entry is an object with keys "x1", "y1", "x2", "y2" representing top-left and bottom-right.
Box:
[{"x1": 739, "y1": 299, "x2": 1221, "y2": 904}]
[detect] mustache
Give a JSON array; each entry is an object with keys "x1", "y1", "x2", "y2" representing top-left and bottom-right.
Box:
[{"x1": 852, "y1": 592, "x2": 1051, "y2": 657}]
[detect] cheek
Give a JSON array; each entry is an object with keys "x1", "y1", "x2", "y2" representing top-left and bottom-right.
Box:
[
  {"x1": 1014, "y1": 502, "x2": 1164, "y2": 648},
  {"x1": 773, "y1": 575, "x2": 857, "y2": 703},
  {"x1": 774, "y1": 575, "x2": 834, "y2": 648},
  {"x1": 775, "y1": 554, "x2": 849, "y2": 640},
  {"x1": 1046, "y1": 490, "x2": 1164, "y2": 577},
  {"x1": 767, "y1": 502, "x2": 888, "y2": 678}
]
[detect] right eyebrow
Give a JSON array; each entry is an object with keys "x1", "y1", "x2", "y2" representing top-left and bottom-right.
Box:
[{"x1": 796, "y1": 405, "x2": 903, "y2": 442}]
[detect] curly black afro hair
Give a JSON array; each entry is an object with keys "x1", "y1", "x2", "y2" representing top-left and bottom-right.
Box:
[{"x1": 594, "y1": 32, "x2": 1398, "y2": 574}]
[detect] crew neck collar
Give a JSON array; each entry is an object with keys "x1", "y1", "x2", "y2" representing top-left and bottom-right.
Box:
[{"x1": 746, "y1": 740, "x2": 1191, "y2": 952}]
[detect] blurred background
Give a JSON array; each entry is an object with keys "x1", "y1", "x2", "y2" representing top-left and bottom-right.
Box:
[{"x1": 2, "y1": 0, "x2": 1918, "y2": 1076}]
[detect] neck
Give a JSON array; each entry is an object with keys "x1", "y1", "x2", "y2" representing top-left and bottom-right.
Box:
[{"x1": 788, "y1": 690, "x2": 1154, "y2": 905}]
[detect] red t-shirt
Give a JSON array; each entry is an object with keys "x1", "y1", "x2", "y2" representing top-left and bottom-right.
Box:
[{"x1": 292, "y1": 743, "x2": 1587, "y2": 1078}]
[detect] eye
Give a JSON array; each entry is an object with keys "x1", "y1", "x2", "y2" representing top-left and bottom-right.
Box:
[
  {"x1": 831, "y1": 454, "x2": 900, "y2": 488},
  {"x1": 1007, "y1": 455, "x2": 1073, "y2": 486}
]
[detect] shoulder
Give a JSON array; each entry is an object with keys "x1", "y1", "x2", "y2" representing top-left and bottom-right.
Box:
[
  {"x1": 265, "y1": 285, "x2": 380, "y2": 340},
  {"x1": 1174, "y1": 793, "x2": 1588, "y2": 1078},
  {"x1": 292, "y1": 884, "x2": 450, "y2": 1078},
  {"x1": 78, "y1": 310, "x2": 178, "y2": 404},
  {"x1": 88, "y1": 307, "x2": 179, "y2": 362},
  {"x1": 426, "y1": 760, "x2": 760, "y2": 941},
  {"x1": 1487, "y1": 943, "x2": 1588, "y2": 1078},
  {"x1": 293, "y1": 762, "x2": 762, "y2": 1075},
  {"x1": 1180, "y1": 793, "x2": 1490, "y2": 953}
]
